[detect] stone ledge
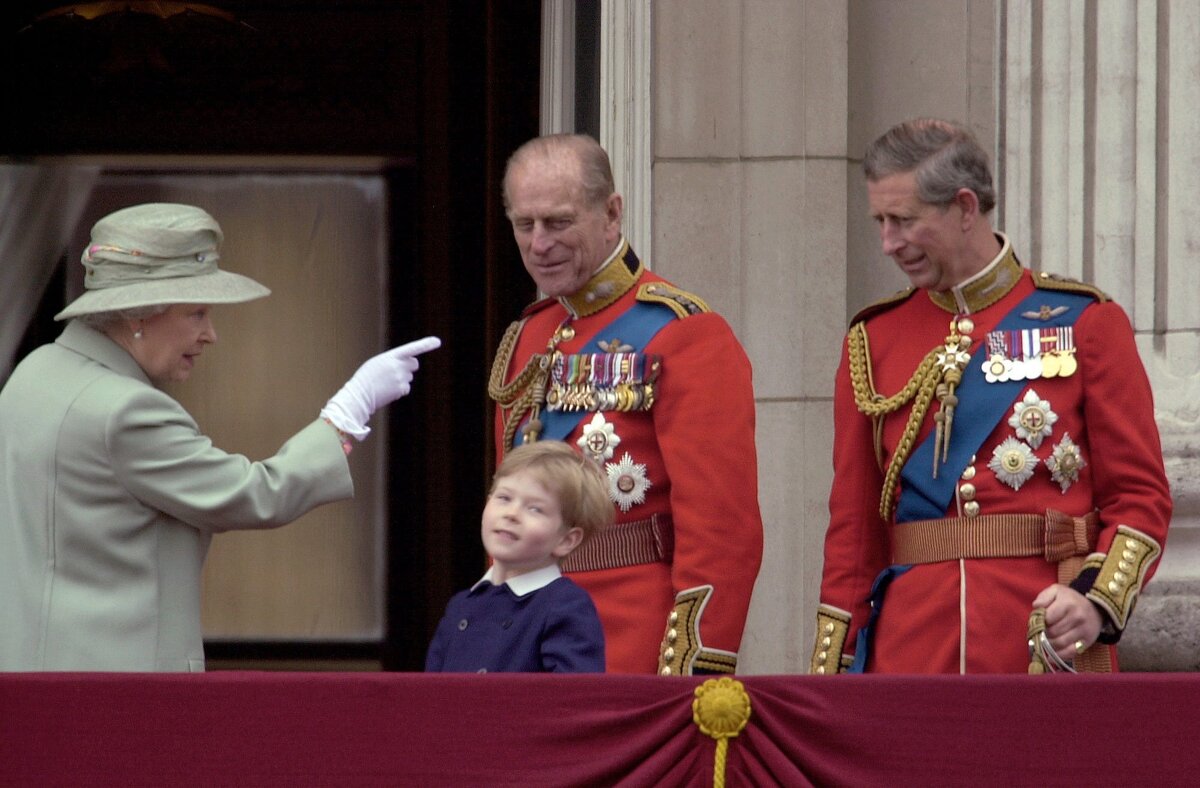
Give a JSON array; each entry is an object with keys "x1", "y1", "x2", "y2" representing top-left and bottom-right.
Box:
[{"x1": 1116, "y1": 580, "x2": 1200, "y2": 672}]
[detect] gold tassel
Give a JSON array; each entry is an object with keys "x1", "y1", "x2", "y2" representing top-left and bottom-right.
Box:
[{"x1": 692, "y1": 678, "x2": 752, "y2": 788}]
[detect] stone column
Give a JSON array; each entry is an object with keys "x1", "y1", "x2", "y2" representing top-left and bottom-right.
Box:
[
  {"x1": 1000, "y1": 0, "x2": 1199, "y2": 670},
  {"x1": 651, "y1": 0, "x2": 849, "y2": 673}
]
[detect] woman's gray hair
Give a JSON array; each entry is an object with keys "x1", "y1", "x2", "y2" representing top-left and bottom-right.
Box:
[
  {"x1": 863, "y1": 118, "x2": 996, "y2": 214},
  {"x1": 76, "y1": 304, "x2": 171, "y2": 331},
  {"x1": 503, "y1": 133, "x2": 616, "y2": 211}
]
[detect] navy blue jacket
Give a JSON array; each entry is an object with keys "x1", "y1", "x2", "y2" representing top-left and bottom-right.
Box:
[{"x1": 425, "y1": 567, "x2": 605, "y2": 673}]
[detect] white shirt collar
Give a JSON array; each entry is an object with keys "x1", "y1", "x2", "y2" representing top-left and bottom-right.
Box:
[{"x1": 470, "y1": 563, "x2": 562, "y2": 596}]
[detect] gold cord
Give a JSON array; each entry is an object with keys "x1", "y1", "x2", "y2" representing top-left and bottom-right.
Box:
[
  {"x1": 847, "y1": 320, "x2": 968, "y2": 521},
  {"x1": 487, "y1": 317, "x2": 575, "y2": 453}
]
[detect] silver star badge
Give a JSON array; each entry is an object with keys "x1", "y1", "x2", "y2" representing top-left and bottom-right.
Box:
[
  {"x1": 989, "y1": 437, "x2": 1037, "y2": 491},
  {"x1": 1008, "y1": 388, "x2": 1058, "y2": 449},
  {"x1": 1045, "y1": 433, "x2": 1086, "y2": 492},
  {"x1": 605, "y1": 452, "x2": 652, "y2": 512},
  {"x1": 578, "y1": 412, "x2": 620, "y2": 463}
]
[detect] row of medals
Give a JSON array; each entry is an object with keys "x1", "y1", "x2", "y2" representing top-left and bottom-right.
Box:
[{"x1": 983, "y1": 347, "x2": 1077, "y2": 382}]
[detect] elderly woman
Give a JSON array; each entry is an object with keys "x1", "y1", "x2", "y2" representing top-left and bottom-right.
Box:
[{"x1": 0, "y1": 203, "x2": 439, "y2": 672}]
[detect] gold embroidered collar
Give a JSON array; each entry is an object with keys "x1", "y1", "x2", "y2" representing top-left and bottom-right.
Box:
[
  {"x1": 928, "y1": 233, "x2": 1021, "y2": 315},
  {"x1": 560, "y1": 237, "x2": 641, "y2": 317}
]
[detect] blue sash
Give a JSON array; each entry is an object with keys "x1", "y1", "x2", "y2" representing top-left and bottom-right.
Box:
[
  {"x1": 516, "y1": 301, "x2": 675, "y2": 446},
  {"x1": 848, "y1": 286, "x2": 1094, "y2": 672},
  {"x1": 895, "y1": 289, "x2": 1094, "y2": 522}
]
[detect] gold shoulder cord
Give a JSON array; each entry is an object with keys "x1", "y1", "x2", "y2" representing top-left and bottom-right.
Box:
[
  {"x1": 487, "y1": 319, "x2": 548, "y2": 452},
  {"x1": 848, "y1": 321, "x2": 964, "y2": 521}
]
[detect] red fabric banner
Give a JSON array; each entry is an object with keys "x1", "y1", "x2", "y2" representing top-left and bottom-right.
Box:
[{"x1": 2, "y1": 672, "x2": 1196, "y2": 786}]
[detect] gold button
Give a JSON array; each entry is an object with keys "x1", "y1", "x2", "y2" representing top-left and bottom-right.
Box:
[
  {"x1": 1113, "y1": 572, "x2": 1127, "y2": 584},
  {"x1": 1124, "y1": 538, "x2": 1140, "y2": 551},
  {"x1": 664, "y1": 647, "x2": 675, "y2": 661},
  {"x1": 961, "y1": 465, "x2": 976, "y2": 481},
  {"x1": 668, "y1": 629, "x2": 677, "y2": 644},
  {"x1": 818, "y1": 651, "x2": 828, "y2": 662},
  {"x1": 957, "y1": 318, "x2": 975, "y2": 334},
  {"x1": 821, "y1": 636, "x2": 832, "y2": 648},
  {"x1": 1108, "y1": 581, "x2": 1121, "y2": 594},
  {"x1": 964, "y1": 501, "x2": 980, "y2": 517},
  {"x1": 816, "y1": 665, "x2": 826, "y2": 675},
  {"x1": 959, "y1": 483, "x2": 976, "y2": 501},
  {"x1": 669, "y1": 611, "x2": 678, "y2": 625},
  {"x1": 1118, "y1": 561, "x2": 1132, "y2": 573},
  {"x1": 823, "y1": 622, "x2": 834, "y2": 634},
  {"x1": 1122, "y1": 550, "x2": 1136, "y2": 562},
  {"x1": 660, "y1": 666, "x2": 672, "y2": 676}
]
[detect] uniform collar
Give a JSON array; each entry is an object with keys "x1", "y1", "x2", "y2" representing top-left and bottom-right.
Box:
[
  {"x1": 927, "y1": 232, "x2": 1022, "y2": 315},
  {"x1": 559, "y1": 237, "x2": 642, "y2": 318},
  {"x1": 471, "y1": 563, "x2": 562, "y2": 597}
]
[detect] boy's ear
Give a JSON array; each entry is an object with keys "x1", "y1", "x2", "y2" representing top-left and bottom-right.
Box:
[{"x1": 552, "y1": 527, "x2": 584, "y2": 558}]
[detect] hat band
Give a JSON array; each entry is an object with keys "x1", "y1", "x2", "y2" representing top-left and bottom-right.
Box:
[{"x1": 83, "y1": 247, "x2": 221, "y2": 291}]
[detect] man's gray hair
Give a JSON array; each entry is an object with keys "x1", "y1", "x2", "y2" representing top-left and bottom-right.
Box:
[
  {"x1": 863, "y1": 118, "x2": 996, "y2": 214},
  {"x1": 502, "y1": 133, "x2": 616, "y2": 211}
]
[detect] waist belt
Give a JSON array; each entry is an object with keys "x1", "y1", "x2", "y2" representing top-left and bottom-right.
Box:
[
  {"x1": 892, "y1": 509, "x2": 1098, "y2": 568},
  {"x1": 893, "y1": 508, "x2": 1110, "y2": 673},
  {"x1": 561, "y1": 514, "x2": 673, "y2": 573}
]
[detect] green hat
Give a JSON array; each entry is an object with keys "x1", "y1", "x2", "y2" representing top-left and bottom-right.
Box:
[{"x1": 54, "y1": 203, "x2": 270, "y2": 321}]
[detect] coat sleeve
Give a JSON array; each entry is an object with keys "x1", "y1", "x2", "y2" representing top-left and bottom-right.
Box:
[
  {"x1": 811, "y1": 332, "x2": 892, "y2": 674},
  {"x1": 649, "y1": 312, "x2": 764, "y2": 671},
  {"x1": 1068, "y1": 301, "x2": 1172, "y2": 637},
  {"x1": 539, "y1": 582, "x2": 606, "y2": 673},
  {"x1": 105, "y1": 385, "x2": 353, "y2": 532}
]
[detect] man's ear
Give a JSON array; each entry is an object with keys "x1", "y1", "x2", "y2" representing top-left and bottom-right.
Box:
[
  {"x1": 605, "y1": 192, "x2": 623, "y2": 239},
  {"x1": 954, "y1": 187, "x2": 981, "y2": 228},
  {"x1": 552, "y1": 527, "x2": 585, "y2": 558}
]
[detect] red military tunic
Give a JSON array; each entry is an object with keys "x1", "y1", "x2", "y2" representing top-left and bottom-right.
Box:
[
  {"x1": 812, "y1": 235, "x2": 1172, "y2": 674},
  {"x1": 491, "y1": 239, "x2": 763, "y2": 674}
]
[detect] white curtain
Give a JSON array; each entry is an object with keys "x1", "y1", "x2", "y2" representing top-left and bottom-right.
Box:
[{"x1": 0, "y1": 164, "x2": 100, "y2": 383}]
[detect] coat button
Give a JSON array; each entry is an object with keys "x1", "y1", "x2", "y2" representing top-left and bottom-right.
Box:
[{"x1": 458, "y1": 619, "x2": 469, "y2": 631}]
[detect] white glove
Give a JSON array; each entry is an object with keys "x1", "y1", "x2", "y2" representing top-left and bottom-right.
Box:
[{"x1": 320, "y1": 336, "x2": 442, "y2": 440}]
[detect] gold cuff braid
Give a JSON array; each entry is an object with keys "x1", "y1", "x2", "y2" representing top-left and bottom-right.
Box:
[
  {"x1": 1086, "y1": 525, "x2": 1161, "y2": 631},
  {"x1": 658, "y1": 585, "x2": 738, "y2": 676},
  {"x1": 810, "y1": 604, "x2": 851, "y2": 675}
]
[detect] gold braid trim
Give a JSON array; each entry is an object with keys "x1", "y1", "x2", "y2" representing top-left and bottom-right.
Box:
[
  {"x1": 847, "y1": 322, "x2": 944, "y2": 520},
  {"x1": 488, "y1": 318, "x2": 550, "y2": 453}
]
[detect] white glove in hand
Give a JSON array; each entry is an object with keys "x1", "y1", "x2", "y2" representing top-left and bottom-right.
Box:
[{"x1": 321, "y1": 336, "x2": 441, "y2": 440}]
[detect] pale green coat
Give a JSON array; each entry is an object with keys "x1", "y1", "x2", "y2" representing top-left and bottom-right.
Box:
[{"x1": 0, "y1": 321, "x2": 353, "y2": 671}]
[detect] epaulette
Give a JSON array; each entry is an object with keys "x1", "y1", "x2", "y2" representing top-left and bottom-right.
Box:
[
  {"x1": 636, "y1": 282, "x2": 711, "y2": 319},
  {"x1": 520, "y1": 296, "x2": 558, "y2": 319},
  {"x1": 849, "y1": 286, "x2": 916, "y2": 327},
  {"x1": 1033, "y1": 271, "x2": 1110, "y2": 302}
]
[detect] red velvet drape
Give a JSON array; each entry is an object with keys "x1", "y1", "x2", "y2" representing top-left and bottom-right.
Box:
[{"x1": 2, "y1": 673, "x2": 1196, "y2": 786}]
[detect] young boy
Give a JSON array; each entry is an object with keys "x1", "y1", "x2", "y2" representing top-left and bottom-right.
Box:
[{"x1": 425, "y1": 441, "x2": 613, "y2": 673}]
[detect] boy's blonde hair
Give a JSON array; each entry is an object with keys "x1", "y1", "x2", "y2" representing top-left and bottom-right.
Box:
[{"x1": 491, "y1": 441, "x2": 614, "y2": 543}]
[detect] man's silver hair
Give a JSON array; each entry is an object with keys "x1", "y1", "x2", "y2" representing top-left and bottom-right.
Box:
[
  {"x1": 863, "y1": 118, "x2": 996, "y2": 214},
  {"x1": 502, "y1": 133, "x2": 616, "y2": 212}
]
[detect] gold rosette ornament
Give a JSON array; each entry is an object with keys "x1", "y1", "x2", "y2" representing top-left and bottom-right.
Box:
[{"x1": 693, "y1": 678, "x2": 752, "y2": 788}]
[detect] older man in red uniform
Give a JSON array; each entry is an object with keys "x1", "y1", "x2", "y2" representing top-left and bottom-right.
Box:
[
  {"x1": 490, "y1": 134, "x2": 763, "y2": 675},
  {"x1": 811, "y1": 118, "x2": 1172, "y2": 674}
]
